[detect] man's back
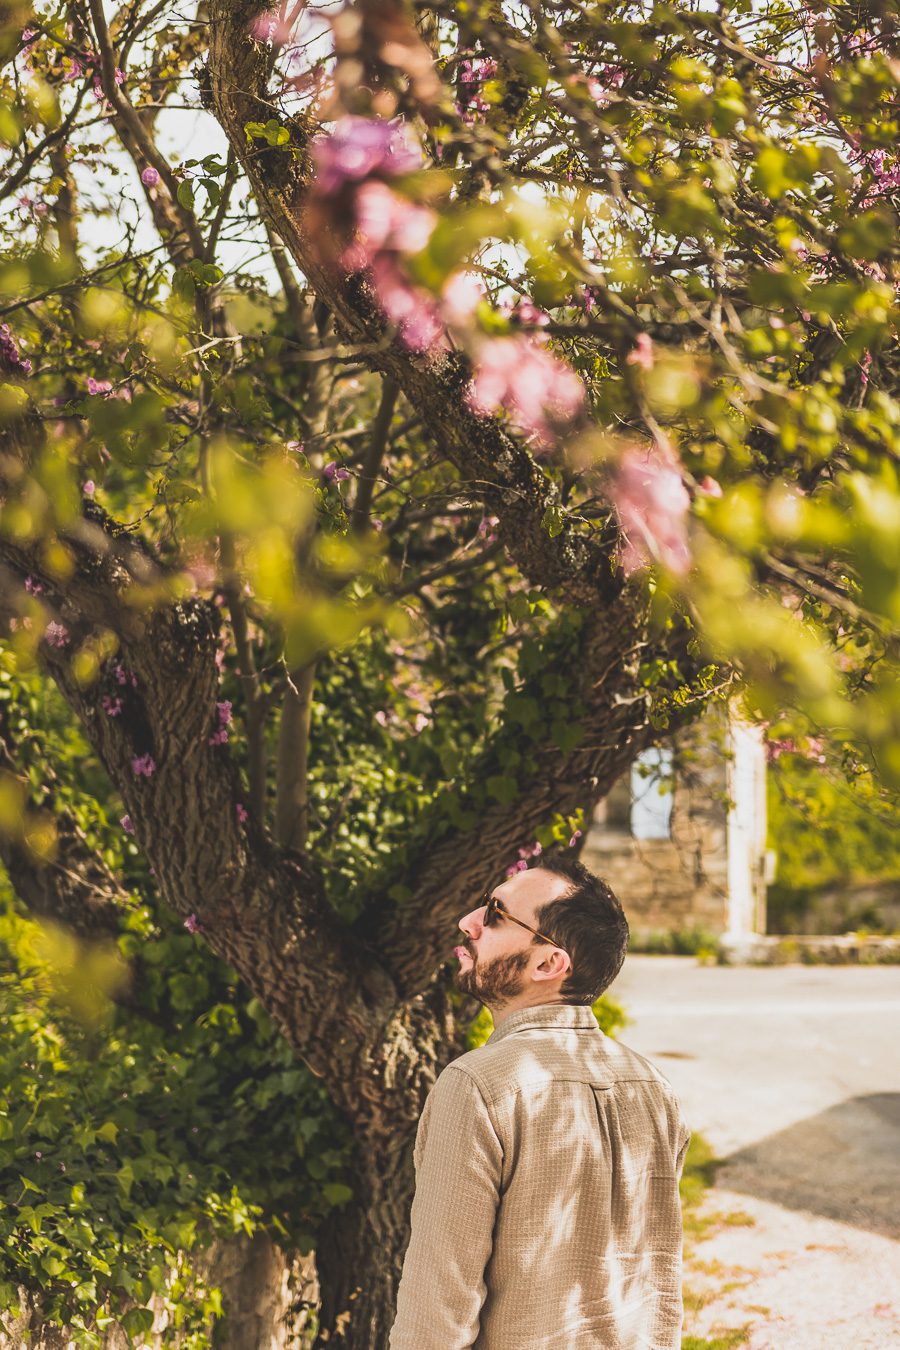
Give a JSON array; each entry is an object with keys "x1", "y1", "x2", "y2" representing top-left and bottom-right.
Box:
[{"x1": 390, "y1": 1003, "x2": 690, "y2": 1350}]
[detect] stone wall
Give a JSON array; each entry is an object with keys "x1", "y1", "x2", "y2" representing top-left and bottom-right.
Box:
[{"x1": 583, "y1": 711, "x2": 766, "y2": 938}]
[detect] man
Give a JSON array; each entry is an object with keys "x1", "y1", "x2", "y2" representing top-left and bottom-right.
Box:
[{"x1": 389, "y1": 857, "x2": 690, "y2": 1350}]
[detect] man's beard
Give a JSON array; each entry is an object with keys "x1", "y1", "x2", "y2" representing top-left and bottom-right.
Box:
[{"x1": 455, "y1": 946, "x2": 530, "y2": 1007}]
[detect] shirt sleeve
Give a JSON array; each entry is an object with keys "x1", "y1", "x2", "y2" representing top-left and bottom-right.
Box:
[{"x1": 389, "y1": 1063, "x2": 502, "y2": 1350}]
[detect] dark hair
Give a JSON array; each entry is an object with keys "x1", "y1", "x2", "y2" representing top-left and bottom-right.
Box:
[{"x1": 532, "y1": 857, "x2": 629, "y2": 1005}]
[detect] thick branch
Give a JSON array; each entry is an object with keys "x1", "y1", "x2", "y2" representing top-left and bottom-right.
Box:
[
  {"x1": 357, "y1": 595, "x2": 706, "y2": 995},
  {"x1": 0, "y1": 506, "x2": 403, "y2": 1131},
  {"x1": 205, "y1": 3, "x2": 621, "y2": 607}
]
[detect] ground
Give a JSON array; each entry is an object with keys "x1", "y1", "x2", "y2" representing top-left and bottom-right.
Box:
[{"x1": 606, "y1": 956, "x2": 900, "y2": 1349}]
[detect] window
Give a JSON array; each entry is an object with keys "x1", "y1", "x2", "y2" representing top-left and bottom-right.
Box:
[{"x1": 630, "y1": 747, "x2": 674, "y2": 840}]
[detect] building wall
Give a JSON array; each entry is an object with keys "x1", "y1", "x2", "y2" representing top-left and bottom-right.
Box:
[{"x1": 582, "y1": 710, "x2": 767, "y2": 938}]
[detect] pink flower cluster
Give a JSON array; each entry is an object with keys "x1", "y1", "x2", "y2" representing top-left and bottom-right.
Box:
[
  {"x1": 610, "y1": 445, "x2": 691, "y2": 576},
  {"x1": 765, "y1": 736, "x2": 826, "y2": 765},
  {"x1": 131, "y1": 753, "x2": 156, "y2": 777},
  {"x1": 102, "y1": 694, "x2": 123, "y2": 717},
  {"x1": 43, "y1": 621, "x2": 69, "y2": 648},
  {"x1": 456, "y1": 56, "x2": 497, "y2": 122},
  {"x1": 466, "y1": 338, "x2": 585, "y2": 450},
  {"x1": 208, "y1": 700, "x2": 232, "y2": 746},
  {"x1": 310, "y1": 116, "x2": 422, "y2": 196},
  {"x1": 249, "y1": 10, "x2": 300, "y2": 49},
  {"x1": 506, "y1": 840, "x2": 543, "y2": 877},
  {"x1": 0, "y1": 323, "x2": 32, "y2": 376},
  {"x1": 113, "y1": 662, "x2": 138, "y2": 687},
  {"x1": 309, "y1": 116, "x2": 585, "y2": 440},
  {"x1": 323, "y1": 460, "x2": 350, "y2": 483},
  {"x1": 857, "y1": 148, "x2": 900, "y2": 207}
]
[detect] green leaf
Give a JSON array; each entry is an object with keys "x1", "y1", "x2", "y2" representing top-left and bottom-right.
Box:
[
  {"x1": 322, "y1": 1182, "x2": 353, "y2": 1207},
  {"x1": 176, "y1": 180, "x2": 195, "y2": 211},
  {"x1": 120, "y1": 1306, "x2": 154, "y2": 1337},
  {"x1": 541, "y1": 504, "x2": 565, "y2": 538}
]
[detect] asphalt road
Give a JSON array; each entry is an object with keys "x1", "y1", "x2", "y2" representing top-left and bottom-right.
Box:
[{"x1": 605, "y1": 956, "x2": 900, "y2": 1348}]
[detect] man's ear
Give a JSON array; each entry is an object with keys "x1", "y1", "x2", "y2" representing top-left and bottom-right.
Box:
[{"x1": 532, "y1": 948, "x2": 570, "y2": 982}]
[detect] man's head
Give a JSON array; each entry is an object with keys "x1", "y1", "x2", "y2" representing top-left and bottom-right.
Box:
[{"x1": 454, "y1": 858, "x2": 629, "y2": 1016}]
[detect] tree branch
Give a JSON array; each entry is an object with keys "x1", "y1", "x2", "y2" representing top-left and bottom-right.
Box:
[
  {"x1": 275, "y1": 660, "x2": 316, "y2": 850},
  {"x1": 356, "y1": 597, "x2": 706, "y2": 996},
  {"x1": 205, "y1": 2, "x2": 622, "y2": 608},
  {"x1": 351, "y1": 377, "x2": 398, "y2": 532}
]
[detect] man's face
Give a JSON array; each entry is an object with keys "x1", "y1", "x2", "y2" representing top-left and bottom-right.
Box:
[{"x1": 454, "y1": 868, "x2": 571, "y2": 1009}]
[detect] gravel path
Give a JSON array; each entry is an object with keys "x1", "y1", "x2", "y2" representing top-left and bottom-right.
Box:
[{"x1": 605, "y1": 957, "x2": 900, "y2": 1347}]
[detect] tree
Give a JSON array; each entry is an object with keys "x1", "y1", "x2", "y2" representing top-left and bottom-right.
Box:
[{"x1": 0, "y1": 0, "x2": 898, "y2": 1343}]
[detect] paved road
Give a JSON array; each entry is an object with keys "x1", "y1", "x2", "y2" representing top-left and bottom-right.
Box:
[{"x1": 605, "y1": 956, "x2": 900, "y2": 1348}]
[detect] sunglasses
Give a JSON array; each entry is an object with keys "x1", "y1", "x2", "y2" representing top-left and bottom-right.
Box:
[{"x1": 480, "y1": 890, "x2": 570, "y2": 959}]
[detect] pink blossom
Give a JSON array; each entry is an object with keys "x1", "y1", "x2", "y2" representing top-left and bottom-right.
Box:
[
  {"x1": 505, "y1": 858, "x2": 530, "y2": 876},
  {"x1": 374, "y1": 710, "x2": 390, "y2": 727},
  {"x1": 860, "y1": 351, "x2": 872, "y2": 388},
  {"x1": 611, "y1": 447, "x2": 691, "y2": 576},
  {"x1": 24, "y1": 575, "x2": 42, "y2": 594},
  {"x1": 183, "y1": 913, "x2": 200, "y2": 934},
  {"x1": 323, "y1": 461, "x2": 350, "y2": 482},
  {"x1": 208, "y1": 699, "x2": 233, "y2": 746},
  {"x1": 698, "y1": 475, "x2": 722, "y2": 498},
  {"x1": 43, "y1": 621, "x2": 69, "y2": 648},
  {"x1": 442, "y1": 272, "x2": 483, "y2": 327},
  {"x1": 131, "y1": 753, "x2": 156, "y2": 777},
  {"x1": 466, "y1": 337, "x2": 585, "y2": 447},
  {"x1": 413, "y1": 713, "x2": 430, "y2": 732},
  {"x1": 568, "y1": 830, "x2": 583, "y2": 847},
  {"x1": 83, "y1": 480, "x2": 95, "y2": 497},
  {"x1": 478, "y1": 515, "x2": 499, "y2": 544},
  {"x1": 0, "y1": 323, "x2": 32, "y2": 376},
  {"x1": 765, "y1": 737, "x2": 795, "y2": 763},
  {"x1": 511, "y1": 298, "x2": 550, "y2": 328},
  {"x1": 249, "y1": 11, "x2": 296, "y2": 47},
  {"x1": 63, "y1": 57, "x2": 83, "y2": 82},
  {"x1": 369, "y1": 255, "x2": 447, "y2": 352},
  {"x1": 236, "y1": 802, "x2": 248, "y2": 823},
  {"x1": 286, "y1": 439, "x2": 304, "y2": 453},
  {"x1": 86, "y1": 377, "x2": 112, "y2": 396},
  {"x1": 120, "y1": 814, "x2": 134, "y2": 834},
  {"x1": 310, "y1": 117, "x2": 421, "y2": 197},
  {"x1": 141, "y1": 166, "x2": 160, "y2": 187},
  {"x1": 626, "y1": 333, "x2": 655, "y2": 371},
  {"x1": 113, "y1": 663, "x2": 138, "y2": 687},
  {"x1": 342, "y1": 181, "x2": 435, "y2": 270},
  {"x1": 102, "y1": 694, "x2": 122, "y2": 717}
]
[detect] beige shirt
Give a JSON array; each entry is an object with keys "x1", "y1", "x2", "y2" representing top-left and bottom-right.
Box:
[{"x1": 390, "y1": 1003, "x2": 690, "y2": 1350}]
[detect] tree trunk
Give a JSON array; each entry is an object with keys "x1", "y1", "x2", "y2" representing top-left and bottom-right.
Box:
[{"x1": 313, "y1": 1136, "x2": 416, "y2": 1349}]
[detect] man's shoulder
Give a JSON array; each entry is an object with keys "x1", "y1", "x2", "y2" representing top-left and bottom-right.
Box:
[{"x1": 446, "y1": 1025, "x2": 678, "y2": 1106}]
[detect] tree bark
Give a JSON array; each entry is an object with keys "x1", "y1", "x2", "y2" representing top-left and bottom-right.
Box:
[{"x1": 314, "y1": 1140, "x2": 416, "y2": 1350}]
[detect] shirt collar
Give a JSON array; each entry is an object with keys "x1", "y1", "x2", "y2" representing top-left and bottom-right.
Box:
[{"x1": 488, "y1": 1003, "x2": 599, "y2": 1044}]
